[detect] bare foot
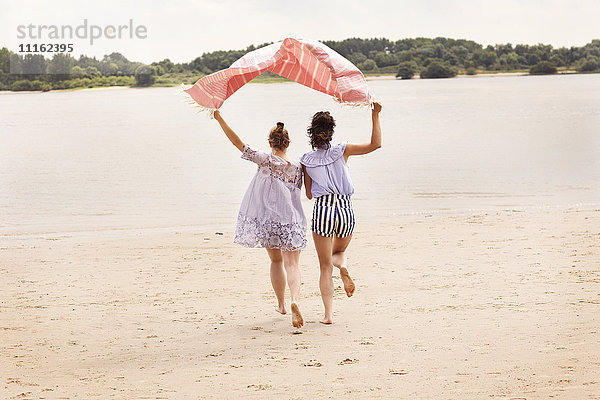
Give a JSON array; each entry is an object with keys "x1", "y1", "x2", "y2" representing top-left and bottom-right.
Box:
[
  {"x1": 339, "y1": 267, "x2": 355, "y2": 297},
  {"x1": 276, "y1": 305, "x2": 287, "y2": 315},
  {"x1": 319, "y1": 317, "x2": 333, "y2": 324},
  {"x1": 291, "y1": 303, "x2": 304, "y2": 328}
]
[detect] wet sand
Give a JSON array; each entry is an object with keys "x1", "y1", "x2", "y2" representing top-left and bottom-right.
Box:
[{"x1": 1, "y1": 209, "x2": 599, "y2": 399}]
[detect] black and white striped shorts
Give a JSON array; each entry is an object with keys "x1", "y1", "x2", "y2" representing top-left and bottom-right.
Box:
[{"x1": 311, "y1": 193, "x2": 355, "y2": 238}]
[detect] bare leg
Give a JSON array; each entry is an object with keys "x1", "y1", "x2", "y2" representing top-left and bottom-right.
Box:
[
  {"x1": 312, "y1": 232, "x2": 334, "y2": 324},
  {"x1": 332, "y1": 235, "x2": 355, "y2": 297},
  {"x1": 282, "y1": 250, "x2": 301, "y2": 303},
  {"x1": 266, "y1": 248, "x2": 286, "y2": 314},
  {"x1": 283, "y1": 250, "x2": 303, "y2": 328}
]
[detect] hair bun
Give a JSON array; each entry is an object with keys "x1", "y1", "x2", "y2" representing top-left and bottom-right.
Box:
[{"x1": 269, "y1": 122, "x2": 290, "y2": 150}]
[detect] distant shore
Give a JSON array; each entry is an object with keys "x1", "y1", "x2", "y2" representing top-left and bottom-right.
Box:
[
  {"x1": 366, "y1": 69, "x2": 579, "y2": 80},
  {"x1": 0, "y1": 69, "x2": 589, "y2": 95}
]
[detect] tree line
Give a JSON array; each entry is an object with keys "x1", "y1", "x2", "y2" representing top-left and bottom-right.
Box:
[{"x1": 1, "y1": 37, "x2": 599, "y2": 91}]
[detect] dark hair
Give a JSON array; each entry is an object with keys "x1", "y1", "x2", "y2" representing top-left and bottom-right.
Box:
[
  {"x1": 307, "y1": 111, "x2": 335, "y2": 149},
  {"x1": 269, "y1": 122, "x2": 290, "y2": 150}
]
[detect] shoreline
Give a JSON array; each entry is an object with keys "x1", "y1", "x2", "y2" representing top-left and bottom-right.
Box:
[
  {"x1": 2, "y1": 202, "x2": 599, "y2": 240},
  {"x1": 0, "y1": 69, "x2": 589, "y2": 94}
]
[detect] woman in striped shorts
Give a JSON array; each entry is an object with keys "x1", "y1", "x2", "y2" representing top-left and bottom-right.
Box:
[{"x1": 300, "y1": 102, "x2": 382, "y2": 324}]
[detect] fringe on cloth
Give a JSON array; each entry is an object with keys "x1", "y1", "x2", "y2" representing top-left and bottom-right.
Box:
[
  {"x1": 176, "y1": 83, "x2": 216, "y2": 119},
  {"x1": 333, "y1": 95, "x2": 376, "y2": 110}
]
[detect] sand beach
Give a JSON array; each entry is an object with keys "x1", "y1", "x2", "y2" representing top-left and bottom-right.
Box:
[{"x1": 1, "y1": 208, "x2": 599, "y2": 399}]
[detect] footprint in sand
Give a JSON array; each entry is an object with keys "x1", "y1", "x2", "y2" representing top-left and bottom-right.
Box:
[
  {"x1": 247, "y1": 384, "x2": 272, "y2": 391},
  {"x1": 389, "y1": 369, "x2": 408, "y2": 375},
  {"x1": 356, "y1": 337, "x2": 375, "y2": 345},
  {"x1": 303, "y1": 360, "x2": 323, "y2": 367}
]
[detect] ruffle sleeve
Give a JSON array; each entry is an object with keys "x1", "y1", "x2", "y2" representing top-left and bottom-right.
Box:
[
  {"x1": 300, "y1": 142, "x2": 346, "y2": 167},
  {"x1": 241, "y1": 144, "x2": 269, "y2": 165}
]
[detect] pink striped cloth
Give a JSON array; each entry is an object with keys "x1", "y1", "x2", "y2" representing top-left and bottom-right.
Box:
[{"x1": 182, "y1": 38, "x2": 372, "y2": 113}]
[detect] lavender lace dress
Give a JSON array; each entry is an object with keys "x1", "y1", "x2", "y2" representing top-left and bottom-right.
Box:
[{"x1": 234, "y1": 145, "x2": 307, "y2": 251}]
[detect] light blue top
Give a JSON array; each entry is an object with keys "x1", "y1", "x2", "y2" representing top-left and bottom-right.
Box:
[{"x1": 300, "y1": 142, "x2": 355, "y2": 198}]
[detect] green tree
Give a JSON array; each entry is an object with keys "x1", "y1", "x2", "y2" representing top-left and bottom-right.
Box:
[
  {"x1": 499, "y1": 52, "x2": 519, "y2": 69},
  {"x1": 9, "y1": 54, "x2": 22, "y2": 74},
  {"x1": 71, "y1": 65, "x2": 85, "y2": 75},
  {"x1": 526, "y1": 53, "x2": 541, "y2": 65},
  {"x1": 0, "y1": 47, "x2": 10, "y2": 73},
  {"x1": 443, "y1": 52, "x2": 458, "y2": 66},
  {"x1": 47, "y1": 53, "x2": 76, "y2": 79},
  {"x1": 495, "y1": 43, "x2": 513, "y2": 56},
  {"x1": 85, "y1": 66, "x2": 101, "y2": 77},
  {"x1": 374, "y1": 51, "x2": 398, "y2": 67},
  {"x1": 450, "y1": 45, "x2": 469, "y2": 60},
  {"x1": 479, "y1": 50, "x2": 498, "y2": 68},
  {"x1": 396, "y1": 50, "x2": 413, "y2": 62},
  {"x1": 151, "y1": 58, "x2": 175, "y2": 75},
  {"x1": 530, "y1": 61, "x2": 557, "y2": 74},
  {"x1": 324, "y1": 37, "x2": 392, "y2": 59},
  {"x1": 11, "y1": 80, "x2": 32, "y2": 91},
  {"x1": 103, "y1": 52, "x2": 135, "y2": 75},
  {"x1": 420, "y1": 61, "x2": 457, "y2": 78},
  {"x1": 77, "y1": 55, "x2": 100, "y2": 69},
  {"x1": 396, "y1": 61, "x2": 417, "y2": 79},
  {"x1": 358, "y1": 59, "x2": 377, "y2": 72},
  {"x1": 549, "y1": 53, "x2": 565, "y2": 67},
  {"x1": 189, "y1": 56, "x2": 209, "y2": 74},
  {"x1": 28, "y1": 80, "x2": 46, "y2": 91},
  {"x1": 21, "y1": 54, "x2": 47, "y2": 75},
  {"x1": 99, "y1": 61, "x2": 118, "y2": 75},
  {"x1": 134, "y1": 65, "x2": 156, "y2": 86},
  {"x1": 414, "y1": 45, "x2": 436, "y2": 62},
  {"x1": 348, "y1": 52, "x2": 367, "y2": 65},
  {"x1": 514, "y1": 44, "x2": 529, "y2": 56},
  {"x1": 577, "y1": 56, "x2": 599, "y2": 72}
]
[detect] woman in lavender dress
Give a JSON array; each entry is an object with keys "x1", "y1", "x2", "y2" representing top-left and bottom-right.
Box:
[
  {"x1": 301, "y1": 102, "x2": 382, "y2": 324},
  {"x1": 213, "y1": 110, "x2": 306, "y2": 328}
]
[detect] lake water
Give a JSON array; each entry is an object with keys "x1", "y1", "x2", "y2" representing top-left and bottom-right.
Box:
[{"x1": 1, "y1": 74, "x2": 599, "y2": 236}]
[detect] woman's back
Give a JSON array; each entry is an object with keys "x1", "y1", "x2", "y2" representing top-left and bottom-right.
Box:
[
  {"x1": 300, "y1": 103, "x2": 382, "y2": 324},
  {"x1": 211, "y1": 111, "x2": 307, "y2": 329},
  {"x1": 236, "y1": 144, "x2": 306, "y2": 251},
  {"x1": 300, "y1": 142, "x2": 354, "y2": 198}
]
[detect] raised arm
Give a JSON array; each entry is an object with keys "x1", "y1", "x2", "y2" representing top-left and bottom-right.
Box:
[
  {"x1": 344, "y1": 102, "x2": 382, "y2": 158},
  {"x1": 213, "y1": 110, "x2": 244, "y2": 152},
  {"x1": 302, "y1": 165, "x2": 313, "y2": 200}
]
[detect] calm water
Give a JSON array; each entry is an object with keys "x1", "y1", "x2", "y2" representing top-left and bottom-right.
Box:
[{"x1": 1, "y1": 74, "x2": 599, "y2": 236}]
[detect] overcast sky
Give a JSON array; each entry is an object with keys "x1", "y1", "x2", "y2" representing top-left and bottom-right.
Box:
[{"x1": 3, "y1": 0, "x2": 599, "y2": 64}]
